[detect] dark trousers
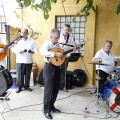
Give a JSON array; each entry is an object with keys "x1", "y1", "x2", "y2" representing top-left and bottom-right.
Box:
[
  {"x1": 16, "y1": 63, "x2": 32, "y2": 89},
  {"x1": 43, "y1": 63, "x2": 61, "y2": 113},
  {"x1": 96, "y1": 70, "x2": 109, "y2": 94},
  {"x1": 59, "y1": 60, "x2": 68, "y2": 89}
]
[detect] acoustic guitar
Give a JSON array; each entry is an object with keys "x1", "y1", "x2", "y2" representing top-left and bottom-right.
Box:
[
  {"x1": 49, "y1": 46, "x2": 80, "y2": 66},
  {"x1": 49, "y1": 38, "x2": 90, "y2": 66},
  {"x1": 0, "y1": 35, "x2": 23, "y2": 61}
]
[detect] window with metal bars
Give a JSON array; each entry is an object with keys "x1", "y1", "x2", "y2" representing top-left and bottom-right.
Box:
[{"x1": 55, "y1": 15, "x2": 86, "y2": 56}]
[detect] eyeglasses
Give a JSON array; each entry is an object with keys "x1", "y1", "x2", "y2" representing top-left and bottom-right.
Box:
[{"x1": 52, "y1": 36, "x2": 59, "y2": 40}]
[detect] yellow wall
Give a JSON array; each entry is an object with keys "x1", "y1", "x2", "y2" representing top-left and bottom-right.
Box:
[{"x1": 6, "y1": 0, "x2": 120, "y2": 86}]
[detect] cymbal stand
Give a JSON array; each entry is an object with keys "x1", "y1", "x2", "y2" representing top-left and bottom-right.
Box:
[
  {"x1": 85, "y1": 64, "x2": 104, "y2": 110},
  {"x1": 63, "y1": 57, "x2": 69, "y2": 92}
]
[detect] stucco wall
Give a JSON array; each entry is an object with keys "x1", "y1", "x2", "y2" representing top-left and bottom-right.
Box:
[{"x1": 5, "y1": 0, "x2": 120, "y2": 86}]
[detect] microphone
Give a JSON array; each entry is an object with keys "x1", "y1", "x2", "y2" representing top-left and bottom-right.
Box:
[
  {"x1": 74, "y1": 74, "x2": 79, "y2": 81},
  {"x1": 24, "y1": 49, "x2": 27, "y2": 52},
  {"x1": 28, "y1": 50, "x2": 31, "y2": 53}
]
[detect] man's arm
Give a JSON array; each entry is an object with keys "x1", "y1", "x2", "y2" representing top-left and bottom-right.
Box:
[{"x1": 92, "y1": 58, "x2": 102, "y2": 63}]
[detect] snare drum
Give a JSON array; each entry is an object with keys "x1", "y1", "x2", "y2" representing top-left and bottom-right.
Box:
[{"x1": 102, "y1": 80, "x2": 120, "y2": 113}]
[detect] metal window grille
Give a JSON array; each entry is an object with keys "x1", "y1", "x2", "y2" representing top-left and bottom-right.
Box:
[{"x1": 55, "y1": 15, "x2": 86, "y2": 56}]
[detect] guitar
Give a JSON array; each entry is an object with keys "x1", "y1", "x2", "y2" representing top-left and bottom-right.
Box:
[
  {"x1": 49, "y1": 46, "x2": 80, "y2": 66},
  {"x1": 49, "y1": 38, "x2": 90, "y2": 66},
  {"x1": 0, "y1": 35, "x2": 23, "y2": 61}
]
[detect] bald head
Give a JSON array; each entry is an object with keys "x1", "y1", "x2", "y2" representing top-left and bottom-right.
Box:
[{"x1": 21, "y1": 28, "x2": 29, "y2": 39}]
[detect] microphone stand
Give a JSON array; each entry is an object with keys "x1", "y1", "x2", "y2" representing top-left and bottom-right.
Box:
[{"x1": 63, "y1": 57, "x2": 69, "y2": 92}]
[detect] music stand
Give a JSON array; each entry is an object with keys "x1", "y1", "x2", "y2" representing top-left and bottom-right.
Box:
[
  {"x1": 67, "y1": 53, "x2": 81, "y2": 62},
  {"x1": 63, "y1": 53, "x2": 81, "y2": 92}
]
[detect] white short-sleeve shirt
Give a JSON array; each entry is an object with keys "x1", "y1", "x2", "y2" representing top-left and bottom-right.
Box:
[{"x1": 92, "y1": 49, "x2": 115, "y2": 74}]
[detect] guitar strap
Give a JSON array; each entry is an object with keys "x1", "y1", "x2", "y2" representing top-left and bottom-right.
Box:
[{"x1": 62, "y1": 34, "x2": 70, "y2": 47}]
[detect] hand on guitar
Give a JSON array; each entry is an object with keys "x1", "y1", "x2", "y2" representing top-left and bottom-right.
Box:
[
  {"x1": 55, "y1": 52, "x2": 63, "y2": 58},
  {"x1": 72, "y1": 48, "x2": 77, "y2": 53},
  {"x1": 0, "y1": 48, "x2": 5, "y2": 53}
]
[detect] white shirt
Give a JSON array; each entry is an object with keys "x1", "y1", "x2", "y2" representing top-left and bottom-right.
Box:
[
  {"x1": 11, "y1": 37, "x2": 38, "y2": 63},
  {"x1": 58, "y1": 32, "x2": 76, "y2": 57},
  {"x1": 92, "y1": 49, "x2": 115, "y2": 74},
  {"x1": 40, "y1": 39, "x2": 60, "y2": 63}
]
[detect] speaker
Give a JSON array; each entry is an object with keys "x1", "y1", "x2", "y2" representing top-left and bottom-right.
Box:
[
  {"x1": 0, "y1": 71, "x2": 7, "y2": 95},
  {"x1": 0, "y1": 66, "x2": 13, "y2": 95},
  {"x1": 66, "y1": 71, "x2": 72, "y2": 89},
  {"x1": 72, "y1": 69, "x2": 86, "y2": 86}
]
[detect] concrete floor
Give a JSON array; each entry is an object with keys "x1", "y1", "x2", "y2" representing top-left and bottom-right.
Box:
[{"x1": 0, "y1": 83, "x2": 120, "y2": 120}]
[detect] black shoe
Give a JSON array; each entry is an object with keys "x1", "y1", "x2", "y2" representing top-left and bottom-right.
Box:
[
  {"x1": 51, "y1": 108, "x2": 61, "y2": 113},
  {"x1": 16, "y1": 88, "x2": 21, "y2": 93},
  {"x1": 24, "y1": 87, "x2": 32, "y2": 91},
  {"x1": 44, "y1": 113, "x2": 53, "y2": 119},
  {"x1": 0, "y1": 98, "x2": 10, "y2": 101}
]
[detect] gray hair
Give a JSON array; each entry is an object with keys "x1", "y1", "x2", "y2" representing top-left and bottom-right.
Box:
[
  {"x1": 50, "y1": 28, "x2": 60, "y2": 36},
  {"x1": 64, "y1": 24, "x2": 70, "y2": 28},
  {"x1": 105, "y1": 40, "x2": 113, "y2": 45}
]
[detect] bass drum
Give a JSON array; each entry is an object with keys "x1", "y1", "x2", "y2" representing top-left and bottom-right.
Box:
[
  {"x1": 0, "y1": 65, "x2": 13, "y2": 95},
  {"x1": 102, "y1": 80, "x2": 120, "y2": 113}
]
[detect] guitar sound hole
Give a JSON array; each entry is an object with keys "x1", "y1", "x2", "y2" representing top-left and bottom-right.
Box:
[{"x1": 55, "y1": 58, "x2": 58, "y2": 62}]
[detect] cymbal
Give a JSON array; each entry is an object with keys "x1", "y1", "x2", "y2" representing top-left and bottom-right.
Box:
[{"x1": 88, "y1": 62, "x2": 111, "y2": 66}]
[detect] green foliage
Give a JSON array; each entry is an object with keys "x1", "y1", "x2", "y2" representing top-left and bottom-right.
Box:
[
  {"x1": 33, "y1": 61, "x2": 37, "y2": 66},
  {"x1": 117, "y1": 4, "x2": 120, "y2": 15},
  {"x1": 13, "y1": 10, "x2": 41, "y2": 40},
  {"x1": 31, "y1": 0, "x2": 53, "y2": 19},
  {"x1": 78, "y1": 0, "x2": 95, "y2": 16},
  {"x1": 75, "y1": 0, "x2": 80, "y2": 4},
  {"x1": 16, "y1": 0, "x2": 120, "y2": 20}
]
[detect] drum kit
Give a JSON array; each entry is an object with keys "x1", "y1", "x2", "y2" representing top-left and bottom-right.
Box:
[{"x1": 85, "y1": 62, "x2": 120, "y2": 113}]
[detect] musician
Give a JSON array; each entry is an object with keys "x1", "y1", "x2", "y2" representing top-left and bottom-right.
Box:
[
  {"x1": 11, "y1": 28, "x2": 38, "y2": 93},
  {"x1": 40, "y1": 28, "x2": 63, "y2": 119},
  {"x1": 0, "y1": 40, "x2": 16, "y2": 100},
  {"x1": 58, "y1": 24, "x2": 76, "y2": 90},
  {"x1": 92, "y1": 40, "x2": 115, "y2": 94}
]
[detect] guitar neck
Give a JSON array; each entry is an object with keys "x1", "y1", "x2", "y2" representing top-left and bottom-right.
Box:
[
  {"x1": 62, "y1": 46, "x2": 80, "y2": 55},
  {"x1": 3, "y1": 35, "x2": 23, "y2": 50},
  {"x1": 63, "y1": 49, "x2": 73, "y2": 55}
]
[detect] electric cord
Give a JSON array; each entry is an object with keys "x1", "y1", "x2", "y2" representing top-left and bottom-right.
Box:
[
  {"x1": 80, "y1": 56, "x2": 95, "y2": 84},
  {"x1": 1, "y1": 90, "x2": 118, "y2": 119}
]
